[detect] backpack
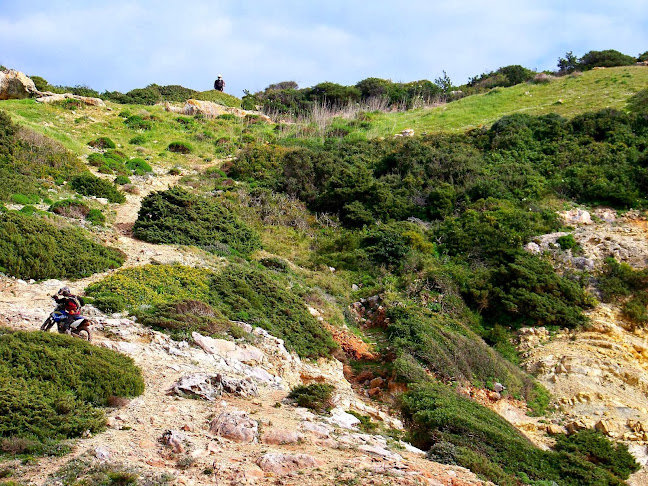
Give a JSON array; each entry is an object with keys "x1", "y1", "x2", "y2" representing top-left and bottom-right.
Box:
[{"x1": 215, "y1": 79, "x2": 225, "y2": 90}]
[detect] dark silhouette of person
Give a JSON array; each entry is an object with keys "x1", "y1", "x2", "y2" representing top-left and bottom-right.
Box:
[{"x1": 214, "y1": 75, "x2": 225, "y2": 92}]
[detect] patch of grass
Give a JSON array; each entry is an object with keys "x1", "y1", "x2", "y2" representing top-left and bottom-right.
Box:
[
  {"x1": 193, "y1": 90, "x2": 242, "y2": 107},
  {"x1": 288, "y1": 383, "x2": 335, "y2": 412},
  {"x1": 0, "y1": 212, "x2": 124, "y2": 280},
  {"x1": 0, "y1": 330, "x2": 144, "y2": 453}
]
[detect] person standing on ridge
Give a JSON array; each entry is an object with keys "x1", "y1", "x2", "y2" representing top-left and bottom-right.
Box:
[{"x1": 214, "y1": 75, "x2": 225, "y2": 92}]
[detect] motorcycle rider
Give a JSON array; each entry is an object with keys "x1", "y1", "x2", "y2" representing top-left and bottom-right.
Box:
[{"x1": 52, "y1": 287, "x2": 83, "y2": 333}]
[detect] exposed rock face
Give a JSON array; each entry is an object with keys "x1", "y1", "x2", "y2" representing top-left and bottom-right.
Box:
[
  {"x1": 262, "y1": 429, "x2": 303, "y2": 445},
  {"x1": 209, "y1": 408, "x2": 258, "y2": 443},
  {"x1": 256, "y1": 453, "x2": 321, "y2": 474},
  {"x1": 165, "y1": 99, "x2": 271, "y2": 122},
  {"x1": 0, "y1": 69, "x2": 38, "y2": 100},
  {"x1": 192, "y1": 332, "x2": 265, "y2": 364},
  {"x1": 171, "y1": 373, "x2": 258, "y2": 400}
]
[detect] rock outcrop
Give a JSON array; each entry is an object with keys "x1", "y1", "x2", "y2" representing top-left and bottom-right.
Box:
[{"x1": 0, "y1": 69, "x2": 38, "y2": 100}]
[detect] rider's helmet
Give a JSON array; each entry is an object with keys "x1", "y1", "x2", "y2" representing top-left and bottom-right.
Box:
[
  {"x1": 58, "y1": 286, "x2": 71, "y2": 296},
  {"x1": 217, "y1": 74, "x2": 223, "y2": 79}
]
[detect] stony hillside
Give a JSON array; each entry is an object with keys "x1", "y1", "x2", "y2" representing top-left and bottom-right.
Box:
[{"x1": 1, "y1": 66, "x2": 648, "y2": 486}]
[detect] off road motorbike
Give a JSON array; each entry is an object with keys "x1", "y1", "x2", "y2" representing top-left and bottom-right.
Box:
[{"x1": 40, "y1": 299, "x2": 92, "y2": 341}]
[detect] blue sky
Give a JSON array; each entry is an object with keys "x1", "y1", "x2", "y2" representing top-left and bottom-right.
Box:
[{"x1": 1, "y1": 0, "x2": 647, "y2": 97}]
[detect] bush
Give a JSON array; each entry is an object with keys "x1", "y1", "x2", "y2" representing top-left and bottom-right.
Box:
[
  {"x1": 86, "y1": 264, "x2": 213, "y2": 312},
  {"x1": 129, "y1": 135, "x2": 147, "y2": 145},
  {"x1": 70, "y1": 174, "x2": 126, "y2": 203},
  {"x1": 136, "y1": 300, "x2": 232, "y2": 341},
  {"x1": 114, "y1": 175, "x2": 131, "y2": 185},
  {"x1": 11, "y1": 193, "x2": 39, "y2": 205},
  {"x1": 288, "y1": 383, "x2": 335, "y2": 412},
  {"x1": 0, "y1": 330, "x2": 144, "y2": 451},
  {"x1": 597, "y1": 258, "x2": 648, "y2": 323},
  {"x1": 555, "y1": 430, "x2": 639, "y2": 479},
  {"x1": 86, "y1": 209, "x2": 105, "y2": 225},
  {"x1": 167, "y1": 141, "x2": 193, "y2": 154},
  {"x1": 133, "y1": 187, "x2": 261, "y2": 255},
  {"x1": 124, "y1": 115, "x2": 152, "y2": 131},
  {"x1": 0, "y1": 212, "x2": 124, "y2": 280},
  {"x1": 209, "y1": 264, "x2": 337, "y2": 358},
  {"x1": 402, "y1": 383, "x2": 632, "y2": 485},
  {"x1": 125, "y1": 158, "x2": 152, "y2": 175},
  {"x1": 49, "y1": 199, "x2": 90, "y2": 218},
  {"x1": 557, "y1": 234, "x2": 579, "y2": 251},
  {"x1": 579, "y1": 50, "x2": 636, "y2": 70},
  {"x1": 88, "y1": 153, "x2": 107, "y2": 167},
  {"x1": 88, "y1": 137, "x2": 116, "y2": 149}
]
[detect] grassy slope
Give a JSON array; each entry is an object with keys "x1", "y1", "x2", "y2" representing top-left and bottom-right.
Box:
[
  {"x1": 368, "y1": 66, "x2": 648, "y2": 134},
  {"x1": 0, "y1": 96, "x2": 258, "y2": 169}
]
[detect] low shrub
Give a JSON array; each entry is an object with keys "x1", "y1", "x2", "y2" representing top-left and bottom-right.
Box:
[
  {"x1": 167, "y1": 141, "x2": 193, "y2": 154},
  {"x1": 86, "y1": 209, "x2": 105, "y2": 225},
  {"x1": 86, "y1": 264, "x2": 212, "y2": 312},
  {"x1": 288, "y1": 383, "x2": 335, "y2": 412},
  {"x1": 70, "y1": 174, "x2": 126, "y2": 203},
  {"x1": 49, "y1": 199, "x2": 90, "y2": 219},
  {"x1": 401, "y1": 383, "x2": 635, "y2": 485},
  {"x1": 124, "y1": 115, "x2": 152, "y2": 131},
  {"x1": 0, "y1": 330, "x2": 144, "y2": 451},
  {"x1": 136, "y1": 300, "x2": 232, "y2": 341},
  {"x1": 125, "y1": 158, "x2": 152, "y2": 175},
  {"x1": 0, "y1": 212, "x2": 125, "y2": 280},
  {"x1": 88, "y1": 137, "x2": 116, "y2": 149},
  {"x1": 88, "y1": 153, "x2": 107, "y2": 167},
  {"x1": 597, "y1": 258, "x2": 648, "y2": 323},
  {"x1": 208, "y1": 264, "x2": 336, "y2": 358},
  {"x1": 557, "y1": 234, "x2": 579, "y2": 251},
  {"x1": 114, "y1": 175, "x2": 131, "y2": 185},
  {"x1": 133, "y1": 187, "x2": 261, "y2": 255}
]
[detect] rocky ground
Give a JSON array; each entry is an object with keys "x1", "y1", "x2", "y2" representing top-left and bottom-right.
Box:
[
  {"x1": 519, "y1": 209, "x2": 648, "y2": 485},
  {"x1": 0, "y1": 165, "x2": 491, "y2": 486}
]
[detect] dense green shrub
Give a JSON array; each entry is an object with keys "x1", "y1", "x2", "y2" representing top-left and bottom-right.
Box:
[
  {"x1": 88, "y1": 137, "x2": 116, "y2": 149},
  {"x1": 114, "y1": 175, "x2": 131, "y2": 185},
  {"x1": 125, "y1": 157, "x2": 152, "y2": 175},
  {"x1": 579, "y1": 50, "x2": 636, "y2": 70},
  {"x1": 0, "y1": 330, "x2": 144, "y2": 450},
  {"x1": 11, "y1": 193, "x2": 39, "y2": 205},
  {"x1": 86, "y1": 264, "x2": 212, "y2": 312},
  {"x1": 288, "y1": 383, "x2": 335, "y2": 412},
  {"x1": 133, "y1": 187, "x2": 261, "y2": 255},
  {"x1": 0, "y1": 212, "x2": 124, "y2": 280},
  {"x1": 167, "y1": 141, "x2": 193, "y2": 154},
  {"x1": 555, "y1": 430, "x2": 639, "y2": 479},
  {"x1": 401, "y1": 383, "x2": 632, "y2": 485},
  {"x1": 209, "y1": 264, "x2": 336, "y2": 358},
  {"x1": 49, "y1": 199, "x2": 90, "y2": 218},
  {"x1": 70, "y1": 174, "x2": 126, "y2": 203},
  {"x1": 86, "y1": 208, "x2": 105, "y2": 225}
]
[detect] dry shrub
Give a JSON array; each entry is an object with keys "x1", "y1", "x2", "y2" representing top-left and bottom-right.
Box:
[
  {"x1": 531, "y1": 73, "x2": 555, "y2": 84},
  {"x1": 122, "y1": 184, "x2": 140, "y2": 194},
  {"x1": 0, "y1": 437, "x2": 37, "y2": 455},
  {"x1": 107, "y1": 395, "x2": 131, "y2": 408}
]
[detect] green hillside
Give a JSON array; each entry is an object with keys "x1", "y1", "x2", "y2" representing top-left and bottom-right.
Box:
[{"x1": 369, "y1": 66, "x2": 648, "y2": 134}]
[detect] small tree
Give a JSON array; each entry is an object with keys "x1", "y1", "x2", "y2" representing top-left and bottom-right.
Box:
[
  {"x1": 433, "y1": 71, "x2": 453, "y2": 94},
  {"x1": 557, "y1": 51, "x2": 579, "y2": 74}
]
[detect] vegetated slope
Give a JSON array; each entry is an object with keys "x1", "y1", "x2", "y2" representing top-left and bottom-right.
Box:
[{"x1": 369, "y1": 66, "x2": 648, "y2": 134}]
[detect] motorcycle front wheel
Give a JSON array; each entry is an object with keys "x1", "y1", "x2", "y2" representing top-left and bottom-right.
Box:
[{"x1": 40, "y1": 317, "x2": 54, "y2": 332}]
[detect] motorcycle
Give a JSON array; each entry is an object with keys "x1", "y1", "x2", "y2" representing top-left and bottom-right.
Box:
[{"x1": 40, "y1": 299, "x2": 92, "y2": 341}]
